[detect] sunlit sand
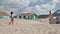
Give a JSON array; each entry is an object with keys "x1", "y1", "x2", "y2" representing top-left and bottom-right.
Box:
[{"x1": 0, "y1": 18, "x2": 60, "y2": 34}]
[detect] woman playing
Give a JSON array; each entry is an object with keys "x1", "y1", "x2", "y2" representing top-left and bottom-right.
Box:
[{"x1": 9, "y1": 11, "x2": 14, "y2": 25}]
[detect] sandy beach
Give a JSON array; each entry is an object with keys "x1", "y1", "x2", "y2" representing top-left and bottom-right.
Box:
[{"x1": 0, "y1": 18, "x2": 60, "y2": 34}]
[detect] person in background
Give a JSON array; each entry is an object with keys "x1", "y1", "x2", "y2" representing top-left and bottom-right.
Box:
[
  {"x1": 49, "y1": 11, "x2": 54, "y2": 24},
  {"x1": 9, "y1": 11, "x2": 14, "y2": 25}
]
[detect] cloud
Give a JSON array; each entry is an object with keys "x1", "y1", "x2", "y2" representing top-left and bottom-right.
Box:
[
  {"x1": 24, "y1": 5, "x2": 48, "y2": 15},
  {"x1": 0, "y1": 0, "x2": 38, "y2": 15},
  {"x1": 40, "y1": 0, "x2": 60, "y2": 10},
  {"x1": 0, "y1": 0, "x2": 38, "y2": 11},
  {"x1": 23, "y1": 7, "x2": 33, "y2": 13},
  {"x1": 40, "y1": 2, "x2": 56, "y2": 10},
  {"x1": 40, "y1": 0, "x2": 44, "y2": 1},
  {"x1": 24, "y1": 0, "x2": 59, "y2": 15},
  {"x1": 34, "y1": 5, "x2": 49, "y2": 15},
  {"x1": 35, "y1": 0, "x2": 59, "y2": 14},
  {"x1": 0, "y1": 6, "x2": 4, "y2": 9},
  {"x1": 0, "y1": 0, "x2": 60, "y2": 15},
  {"x1": 5, "y1": 0, "x2": 30, "y2": 8},
  {"x1": 52, "y1": 0, "x2": 60, "y2": 3},
  {"x1": 0, "y1": 0, "x2": 38, "y2": 8},
  {"x1": 30, "y1": 0, "x2": 37, "y2": 3}
]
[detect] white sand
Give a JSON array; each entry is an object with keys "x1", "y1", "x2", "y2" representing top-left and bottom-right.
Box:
[{"x1": 0, "y1": 18, "x2": 60, "y2": 34}]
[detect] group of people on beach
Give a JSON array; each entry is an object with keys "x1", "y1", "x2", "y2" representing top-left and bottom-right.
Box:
[{"x1": 9, "y1": 11, "x2": 53, "y2": 25}]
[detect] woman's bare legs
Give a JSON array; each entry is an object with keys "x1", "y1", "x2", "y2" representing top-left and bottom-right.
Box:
[
  {"x1": 9, "y1": 20, "x2": 11, "y2": 25},
  {"x1": 9, "y1": 20, "x2": 14, "y2": 25},
  {"x1": 12, "y1": 20, "x2": 14, "y2": 25}
]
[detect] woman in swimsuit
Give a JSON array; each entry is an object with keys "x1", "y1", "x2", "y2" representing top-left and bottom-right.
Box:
[
  {"x1": 49, "y1": 11, "x2": 54, "y2": 24},
  {"x1": 9, "y1": 11, "x2": 14, "y2": 25}
]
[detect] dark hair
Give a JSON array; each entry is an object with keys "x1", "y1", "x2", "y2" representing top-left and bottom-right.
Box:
[
  {"x1": 49, "y1": 11, "x2": 51, "y2": 13},
  {"x1": 11, "y1": 12, "x2": 13, "y2": 14}
]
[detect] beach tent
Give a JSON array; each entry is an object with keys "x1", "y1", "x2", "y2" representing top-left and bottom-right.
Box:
[
  {"x1": 53, "y1": 10, "x2": 60, "y2": 24},
  {"x1": 53, "y1": 10, "x2": 60, "y2": 17},
  {"x1": 0, "y1": 12, "x2": 10, "y2": 19}
]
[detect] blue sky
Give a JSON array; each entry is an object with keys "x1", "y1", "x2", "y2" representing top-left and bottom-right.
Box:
[{"x1": 0, "y1": 0, "x2": 60, "y2": 15}]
